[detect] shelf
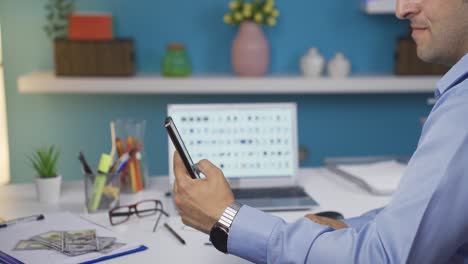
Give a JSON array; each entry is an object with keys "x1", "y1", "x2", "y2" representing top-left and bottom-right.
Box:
[
  {"x1": 17, "y1": 71, "x2": 439, "y2": 94},
  {"x1": 361, "y1": 0, "x2": 396, "y2": 14}
]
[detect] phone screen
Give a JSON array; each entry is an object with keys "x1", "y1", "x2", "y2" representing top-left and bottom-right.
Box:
[{"x1": 164, "y1": 116, "x2": 200, "y2": 179}]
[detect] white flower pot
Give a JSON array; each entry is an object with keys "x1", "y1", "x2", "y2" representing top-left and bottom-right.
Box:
[{"x1": 35, "y1": 175, "x2": 61, "y2": 204}]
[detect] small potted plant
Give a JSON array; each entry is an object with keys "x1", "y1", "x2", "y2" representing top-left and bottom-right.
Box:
[
  {"x1": 223, "y1": 0, "x2": 280, "y2": 76},
  {"x1": 29, "y1": 145, "x2": 62, "y2": 204}
]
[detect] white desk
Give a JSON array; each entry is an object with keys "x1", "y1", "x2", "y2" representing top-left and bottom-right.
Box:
[{"x1": 0, "y1": 168, "x2": 392, "y2": 263}]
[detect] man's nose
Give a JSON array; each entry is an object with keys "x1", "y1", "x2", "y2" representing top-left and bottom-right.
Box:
[{"x1": 395, "y1": 0, "x2": 420, "y2": 19}]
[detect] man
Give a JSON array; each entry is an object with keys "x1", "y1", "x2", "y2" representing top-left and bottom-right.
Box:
[{"x1": 173, "y1": 0, "x2": 468, "y2": 262}]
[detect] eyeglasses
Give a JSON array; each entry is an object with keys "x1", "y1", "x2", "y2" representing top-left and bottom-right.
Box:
[{"x1": 108, "y1": 199, "x2": 169, "y2": 232}]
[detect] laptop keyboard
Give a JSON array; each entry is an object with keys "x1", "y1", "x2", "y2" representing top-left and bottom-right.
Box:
[{"x1": 232, "y1": 186, "x2": 309, "y2": 199}]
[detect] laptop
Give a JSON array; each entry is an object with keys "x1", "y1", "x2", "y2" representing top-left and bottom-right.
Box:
[{"x1": 167, "y1": 102, "x2": 318, "y2": 211}]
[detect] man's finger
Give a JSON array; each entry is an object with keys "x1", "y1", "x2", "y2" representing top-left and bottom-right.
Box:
[
  {"x1": 197, "y1": 159, "x2": 222, "y2": 180},
  {"x1": 305, "y1": 214, "x2": 320, "y2": 223},
  {"x1": 304, "y1": 214, "x2": 348, "y2": 230},
  {"x1": 173, "y1": 151, "x2": 191, "y2": 183}
]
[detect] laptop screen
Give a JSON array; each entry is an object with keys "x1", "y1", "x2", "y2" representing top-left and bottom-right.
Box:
[{"x1": 167, "y1": 103, "x2": 298, "y2": 180}]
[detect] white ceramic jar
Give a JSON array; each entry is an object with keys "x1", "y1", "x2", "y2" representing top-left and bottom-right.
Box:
[
  {"x1": 327, "y1": 52, "x2": 351, "y2": 78},
  {"x1": 300, "y1": 48, "x2": 325, "y2": 78}
]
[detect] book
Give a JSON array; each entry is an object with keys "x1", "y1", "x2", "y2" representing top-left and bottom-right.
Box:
[{"x1": 69, "y1": 13, "x2": 113, "y2": 40}]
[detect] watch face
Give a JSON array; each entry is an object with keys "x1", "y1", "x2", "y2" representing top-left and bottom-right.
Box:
[{"x1": 210, "y1": 224, "x2": 228, "y2": 253}]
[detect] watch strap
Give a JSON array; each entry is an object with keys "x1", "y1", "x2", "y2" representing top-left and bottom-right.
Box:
[
  {"x1": 217, "y1": 201, "x2": 242, "y2": 230},
  {"x1": 209, "y1": 201, "x2": 242, "y2": 253}
]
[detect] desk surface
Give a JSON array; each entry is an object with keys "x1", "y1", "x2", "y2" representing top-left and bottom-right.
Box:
[{"x1": 0, "y1": 168, "x2": 392, "y2": 263}]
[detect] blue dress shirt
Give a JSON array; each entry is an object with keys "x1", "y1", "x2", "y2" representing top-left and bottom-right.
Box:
[{"x1": 228, "y1": 53, "x2": 468, "y2": 263}]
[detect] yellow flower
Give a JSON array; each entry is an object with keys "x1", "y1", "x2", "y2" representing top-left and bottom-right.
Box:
[
  {"x1": 243, "y1": 3, "x2": 252, "y2": 10},
  {"x1": 254, "y1": 13, "x2": 263, "y2": 23},
  {"x1": 263, "y1": 4, "x2": 273, "y2": 13},
  {"x1": 229, "y1": 1, "x2": 239, "y2": 10},
  {"x1": 224, "y1": 14, "x2": 233, "y2": 24},
  {"x1": 267, "y1": 0, "x2": 275, "y2": 5},
  {"x1": 266, "y1": 17, "x2": 276, "y2": 26},
  {"x1": 271, "y1": 9, "x2": 279, "y2": 17},
  {"x1": 234, "y1": 12, "x2": 243, "y2": 21},
  {"x1": 243, "y1": 9, "x2": 252, "y2": 18}
]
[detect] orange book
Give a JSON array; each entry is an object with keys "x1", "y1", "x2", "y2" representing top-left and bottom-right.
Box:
[{"x1": 69, "y1": 13, "x2": 113, "y2": 40}]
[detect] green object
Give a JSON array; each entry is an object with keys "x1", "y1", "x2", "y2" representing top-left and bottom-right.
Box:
[
  {"x1": 97, "y1": 154, "x2": 112, "y2": 174},
  {"x1": 162, "y1": 43, "x2": 192, "y2": 77},
  {"x1": 89, "y1": 175, "x2": 107, "y2": 212},
  {"x1": 88, "y1": 154, "x2": 112, "y2": 212},
  {"x1": 44, "y1": 0, "x2": 75, "y2": 39},
  {"x1": 28, "y1": 145, "x2": 60, "y2": 179}
]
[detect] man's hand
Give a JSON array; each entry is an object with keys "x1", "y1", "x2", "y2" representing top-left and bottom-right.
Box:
[
  {"x1": 173, "y1": 151, "x2": 235, "y2": 234},
  {"x1": 305, "y1": 214, "x2": 348, "y2": 230}
]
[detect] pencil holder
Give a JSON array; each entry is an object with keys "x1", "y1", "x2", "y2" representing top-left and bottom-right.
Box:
[
  {"x1": 113, "y1": 119, "x2": 149, "y2": 193},
  {"x1": 85, "y1": 172, "x2": 121, "y2": 213}
]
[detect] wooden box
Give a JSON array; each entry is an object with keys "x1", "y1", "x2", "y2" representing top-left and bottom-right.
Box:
[
  {"x1": 54, "y1": 39, "x2": 135, "y2": 76},
  {"x1": 395, "y1": 37, "x2": 449, "y2": 75}
]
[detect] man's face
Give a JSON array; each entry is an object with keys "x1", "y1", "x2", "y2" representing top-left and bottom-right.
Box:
[{"x1": 396, "y1": 0, "x2": 468, "y2": 65}]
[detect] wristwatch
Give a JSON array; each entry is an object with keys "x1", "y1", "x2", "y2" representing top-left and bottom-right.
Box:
[{"x1": 209, "y1": 201, "x2": 242, "y2": 253}]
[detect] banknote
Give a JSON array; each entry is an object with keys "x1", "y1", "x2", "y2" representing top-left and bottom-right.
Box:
[
  {"x1": 97, "y1": 237, "x2": 117, "y2": 251},
  {"x1": 13, "y1": 240, "x2": 51, "y2": 251},
  {"x1": 31, "y1": 231, "x2": 64, "y2": 251},
  {"x1": 64, "y1": 230, "x2": 97, "y2": 253},
  {"x1": 17, "y1": 229, "x2": 120, "y2": 257}
]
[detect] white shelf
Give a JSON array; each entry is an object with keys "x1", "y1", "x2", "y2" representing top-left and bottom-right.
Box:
[
  {"x1": 17, "y1": 71, "x2": 439, "y2": 94},
  {"x1": 361, "y1": 0, "x2": 396, "y2": 14}
]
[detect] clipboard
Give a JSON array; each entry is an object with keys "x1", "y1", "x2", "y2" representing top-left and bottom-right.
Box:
[{"x1": 0, "y1": 212, "x2": 146, "y2": 264}]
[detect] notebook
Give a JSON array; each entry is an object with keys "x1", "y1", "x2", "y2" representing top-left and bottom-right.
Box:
[
  {"x1": 167, "y1": 102, "x2": 318, "y2": 211},
  {"x1": 0, "y1": 212, "x2": 146, "y2": 264},
  {"x1": 324, "y1": 156, "x2": 408, "y2": 195},
  {"x1": 334, "y1": 160, "x2": 406, "y2": 195}
]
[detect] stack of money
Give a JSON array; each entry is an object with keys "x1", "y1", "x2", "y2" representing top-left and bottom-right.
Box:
[{"x1": 13, "y1": 229, "x2": 125, "y2": 256}]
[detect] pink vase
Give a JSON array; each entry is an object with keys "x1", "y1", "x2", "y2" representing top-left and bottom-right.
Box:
[{"x1": 231, "y1": 22, "x2": 270, "y2": 76}]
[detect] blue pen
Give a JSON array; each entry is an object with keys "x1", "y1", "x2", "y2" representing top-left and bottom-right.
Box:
[
  {"x1": 107, "y1": 149, "x2": 137, "y2": 185},
  {"x1": 112, "y1": 148, "x2": 136, "y2": 174}
]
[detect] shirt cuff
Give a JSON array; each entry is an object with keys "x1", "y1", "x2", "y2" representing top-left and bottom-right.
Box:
[{"x1": 227, "y1": 205, "x2": 281, "y2": 263}]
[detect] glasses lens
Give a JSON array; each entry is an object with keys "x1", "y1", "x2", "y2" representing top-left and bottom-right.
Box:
[
  {"x1": 136, "y1": 200, "x2": 158, "y2": 217},
  {"x1": 109, "y1": 206, "x2": 130, "y2": 225}
]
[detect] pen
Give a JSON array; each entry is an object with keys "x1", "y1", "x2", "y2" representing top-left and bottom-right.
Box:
[
  {"x1": 79, "y1": 152, "x2": 93, "y2": 175},
  {"x1": 106, "y1": 148, "x2": 137, "y2": 185},
  {"x1": 88, "y1": 154, "x2": 112, "y2": 212},
  {"x1": 0, "y1": 214, "x2": 45, "y2": 229},
  {"x1": 164, "y1": 223, "x2": 186, "y2": 245},
  {"x1": 111, "y1": 148, "x2": 137, "y2": 174}
]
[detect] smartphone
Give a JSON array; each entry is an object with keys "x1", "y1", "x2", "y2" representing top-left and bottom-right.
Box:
[{"x1": 164, "y1": 116, "x2": 200, "y2": 179}]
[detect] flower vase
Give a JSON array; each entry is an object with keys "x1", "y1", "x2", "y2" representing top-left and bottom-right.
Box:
[{"x1": 231, "y1": 22, "x2": 270, "y2": 76}]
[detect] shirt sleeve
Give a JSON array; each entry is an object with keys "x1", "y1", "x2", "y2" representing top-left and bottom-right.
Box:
[
  {"x1": 227, "y1": 93, "x2": 468, "y2": 264},
  {"x1": 228, "y1": 205, "x2": 333, "y2": 263},
  {"x1": 343, "y1": 207, "x2": 383, "y2": 232}
]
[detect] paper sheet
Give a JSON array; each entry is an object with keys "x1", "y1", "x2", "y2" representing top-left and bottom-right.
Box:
[
  {"x1": 0, "y1": 212, "x2": 141, "y2": 264},
  {"x1": 336, "y1": 160, "x2": 407, "y2": 195}
]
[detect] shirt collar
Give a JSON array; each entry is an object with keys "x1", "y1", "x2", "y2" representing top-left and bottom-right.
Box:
[{"x1": 435, "y1": 53, "x2": 468, "y2": 98}]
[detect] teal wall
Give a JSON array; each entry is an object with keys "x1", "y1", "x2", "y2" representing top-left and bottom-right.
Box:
[{"x1": 0, "y1": 0, "x2": 432, "y2": 183}]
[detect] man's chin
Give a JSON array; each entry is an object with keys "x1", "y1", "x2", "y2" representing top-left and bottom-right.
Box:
[
  {"x1": 417, "y1": 48, "x2": 453, "y2": 66},
  {"x1": 416, "y1": 47, "x2": 437, "y2": 63}
]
